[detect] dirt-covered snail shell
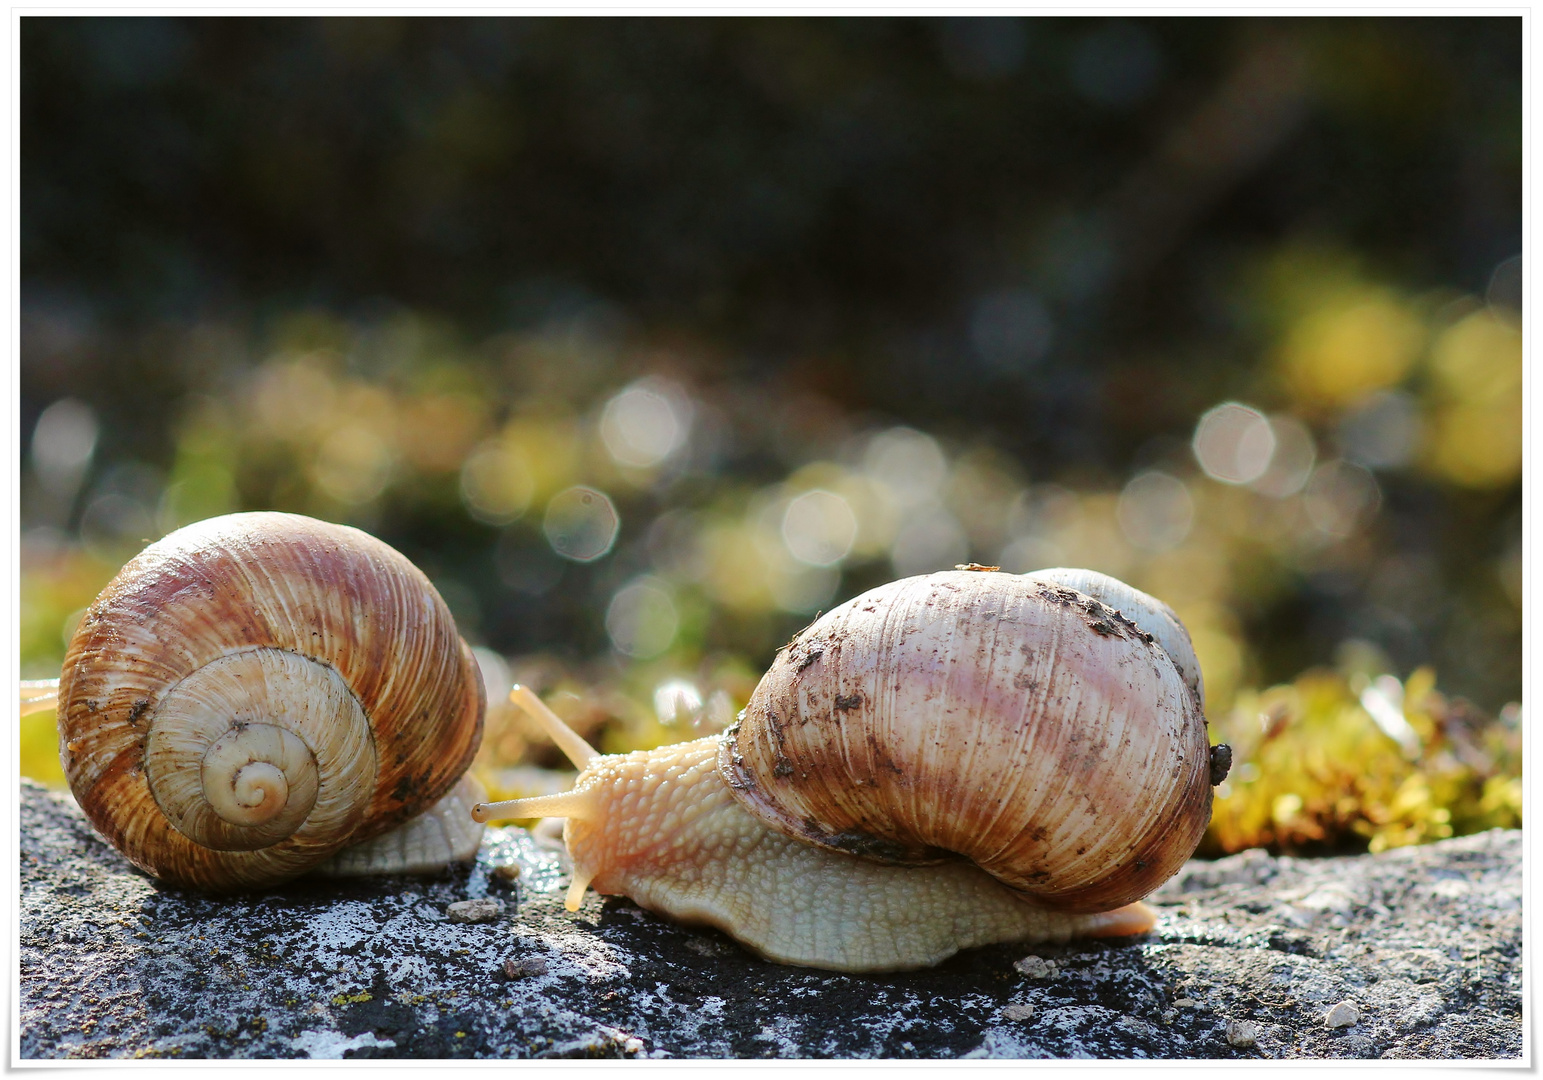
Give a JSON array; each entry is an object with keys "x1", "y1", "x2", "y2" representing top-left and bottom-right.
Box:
[
  {"x1": 49, "y1": 511, "x2": 486, "y2": 892},
  {"x1": 475, "y1": 566, "x2": 1228, "y2": 972}
]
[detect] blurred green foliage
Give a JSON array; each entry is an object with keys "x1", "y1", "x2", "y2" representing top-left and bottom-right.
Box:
[
  {"x1": 19, "y1": 17, "x2": 1520, "y2": 855},
  {"x1": 1204, "y1": 665, "x2": 1521, "y2": 857}
]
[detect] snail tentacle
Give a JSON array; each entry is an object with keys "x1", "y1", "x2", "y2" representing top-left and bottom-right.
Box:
[
  {"x1": 472, "y1": 789, "x2": 598, "y2": 824},
  {"x1": 21, "y1": 679, "x2": 60, "y2": 717},
  {"x1": 509, "y1": 685, "x2": 599, "y2": 768}
]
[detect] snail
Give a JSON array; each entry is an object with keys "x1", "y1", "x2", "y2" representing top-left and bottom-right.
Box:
[
  {"x1": 31, "y1": 511, "x2": 487, "y2": 892},
  {"x1": 474, "y1": 565, "x2": 1229, "y2": 972}
]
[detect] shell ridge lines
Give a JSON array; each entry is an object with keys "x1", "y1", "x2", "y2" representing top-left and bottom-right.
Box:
[
  {"x1": 920, "y1": 576, "x2": 972, "y2": 855},
  {"x1": 890, "y1": 579, "x2": 930, "y2": 847},
  {"x1": 1010, "y1": 605, "x2": 1086, "y2": 887},
  {"x1": 967, "y1": 583, "x2": 1041, "y2": 866}
]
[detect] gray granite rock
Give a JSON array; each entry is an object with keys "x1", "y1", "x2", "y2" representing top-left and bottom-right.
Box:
[{"x1": 18, "y1": 779, "x2": 1521, "y2": 1060}]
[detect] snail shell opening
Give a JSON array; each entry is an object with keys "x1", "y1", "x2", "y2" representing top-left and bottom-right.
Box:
[{"x1": 719, "y1": 570, "x2": 1212, "y2": 914}]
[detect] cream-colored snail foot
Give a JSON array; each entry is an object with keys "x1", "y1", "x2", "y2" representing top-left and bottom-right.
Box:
[
  {"x1": 548, "y1": 739, "x2": 1156, "y2": 973},
  {"x1": 1072, "y1": 900, "x2": 1158, "y2": 939},
  {"x1": 312, "y1": 774, "x2": 488, "y2": 878}
]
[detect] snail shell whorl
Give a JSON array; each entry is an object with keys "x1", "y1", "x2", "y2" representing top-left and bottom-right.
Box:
[
  {"x1": 57, "y1": 512, "x2": 485, "y2": 892},
  {"x1": 720, "y1": 570, "x2": 1211, "y2": 914}
]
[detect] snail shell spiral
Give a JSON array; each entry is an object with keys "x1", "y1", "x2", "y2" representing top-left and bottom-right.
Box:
[
  {"x1": 57, "y1": 512, "x2": 485, "y2": 892},
  {"x1": 720, "y1": 568, "x2": 1211, "y2": 914}
]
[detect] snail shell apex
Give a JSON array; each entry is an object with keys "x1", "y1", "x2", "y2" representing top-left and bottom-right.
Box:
[
  {"x1": 720, "y1": 569, "x2": 1211, "y2": 913},
  {"x1": 57, "y1": 512, "x2": 485, "y2": 892}
]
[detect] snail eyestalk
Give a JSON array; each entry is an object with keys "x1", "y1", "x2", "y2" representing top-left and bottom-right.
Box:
[
  {"x1": 471, "y1": 789, "x2": 597, "y2": 824},
  {"x1": 20, "y1": 679, "x2": 59, "y2": 717},
  {"x1": 509, "y1": 685, "x2": 598, "y2": 769}
]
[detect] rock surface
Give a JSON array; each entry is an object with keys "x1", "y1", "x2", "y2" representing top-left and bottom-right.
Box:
[{"x1": 18, "y1": 780, "x2": 1521, "y2": 1060}]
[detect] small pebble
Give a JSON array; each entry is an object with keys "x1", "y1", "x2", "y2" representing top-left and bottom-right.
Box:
[
  {"x1": 1324, "y1": 1001, "x2": 1361, "y2": 1028},
  {"x1": 447, "y1": 898, "x2": 504, "y2": 924},
  {"x1": 1225, "y1": 1019, "x2": 1258, "y2": 1048},
  {"x1": 1173, "y1": 997, "x2": 1199, "y2": 1008},
  {"x1": 492, "y1": 863, "x2": 523, "y2": 882},
  {"x1": 1002, "y1": 1003, "x2": 1035, "y2": 1022},
  {"x1": 1013, "y1": 956, "x2": 1057, "y2": 979},
  {"x1": 503, "y1": 957, "x2": 548, "y2": 979}
]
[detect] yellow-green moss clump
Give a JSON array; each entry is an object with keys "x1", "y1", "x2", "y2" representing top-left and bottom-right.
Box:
[{"x1": 1203, "y1": 666, "x2": 1520, "y2": 857}]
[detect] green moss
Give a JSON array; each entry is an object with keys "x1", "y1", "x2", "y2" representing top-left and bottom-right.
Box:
[{"x1": 1203, "y1": 666, "x2": 1521, "y2": 856}]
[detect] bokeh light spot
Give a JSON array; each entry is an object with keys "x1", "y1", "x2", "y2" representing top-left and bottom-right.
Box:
[
  {"x1": 473, "y1": 646, "x2": 512, "y2": 709},
  {"x1": 1424, "y1": 311, "x2": 1522, "y2": 488},
  {"x1": 599, "y1": 377, "x2": 691, "y2": 468},
  {"x1": 891, "y1": 509, "x2": 969, "y2": 576},
  {"x1": 1249, "y1": 415, "x2": 1317, "y2": 497},
  {"x1": 31, "y1": 398, "x2": 99, "y2": 489},
  {"x1": 312, "y1": 425, "x2": 392, "y2": 504},
  {"x1": 1116, "y1": 470, "x2": 1193, "y2": 551},
  {"x1": 1339, "y1": 390, "x2": 1419, "y2": 471},
  {"x1": 1193, "y1": 402, "x2": 1275, "y2": 484},
  {"x1": 80, "y1": 492, "x2": 157, "y2": 561},
  {"x1": 1279, "y1": 291, "x2": 1423, "y2": 408},
  {"x1": 863, "y1": 427, "x2": 948, "y2": 506},
  {"x1": 781, "y1": 489, "x2": 858, "y2": 567},
  {"x1": 969, "y1": 288, "x2": 1054, "y2": 372},
  {"x1": 769, "y1": 564, "x2": 840, "y2": 614},
  {"x1": 936, "y1": 17, "x2": 1026, "y2": 81},
  {"x1": 252, "y1": 359, "x2": 337, "y2": 442},
  {"x1": 460, "y1": 440, "x2": 536, "y2": 525},
  {"x1": 543, "y1": 486, "x2": 620, "y2": 562},
  {"x1": 605, "y1": 577, "x2": 679, "y2": 658},
  {"x1": 1304, "y1": 460, "x2": 1382, "y2": 538},
  {"x1": 1070, "y1": 20, "x2": 1164, "y2": 107}
]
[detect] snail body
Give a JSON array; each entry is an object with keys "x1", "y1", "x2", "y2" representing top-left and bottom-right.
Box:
[
  {"x1": 478, "y1": 567, "x2": 1224, "y2": 972},
  {"x1": 53, "y1": 512, "x2": 486, "y2": 892}
]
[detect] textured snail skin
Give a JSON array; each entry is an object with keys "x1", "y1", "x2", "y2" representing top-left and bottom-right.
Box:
[
  {"x1": 481, "y1": 567, "x2": 1212, "y2": 972},
  {"x1": 57, "y1": 512, "x2": 485, "y2": 892},
  {"x1": 552, "y1": 737, "x2": 1155, "y2": 972}
]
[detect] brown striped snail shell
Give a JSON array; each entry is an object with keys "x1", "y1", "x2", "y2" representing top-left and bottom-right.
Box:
[
  {"x1": 56, "y1": 511, "x2": 486, "y2": 892},
  {"x1": 720, "y1": 567, "x2": 1213, "y2": 915}
]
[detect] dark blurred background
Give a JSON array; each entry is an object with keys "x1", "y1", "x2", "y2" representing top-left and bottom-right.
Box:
[{"x1": 20, "y1": 17, "x2": 1521, "y2": 851}]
